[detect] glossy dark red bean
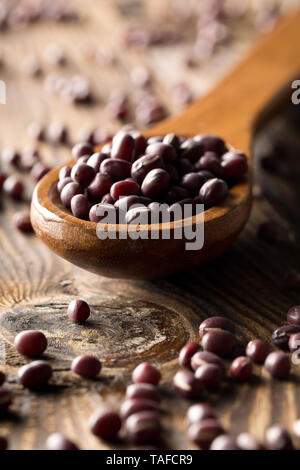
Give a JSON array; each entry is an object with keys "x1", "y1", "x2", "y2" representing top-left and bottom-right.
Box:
[
  {"x1": 288, "y1": 332, "x2": 300, "y2": 352},
  {"x1": 0, "y1": 371, "x2": 5, "y2": 387},
  {"x1": 265, "y1": 425, "x2": 293, "y2": 450},
  {"x1": 179, "y1": 342, "x2": 200, "y2": 368},
  {"x1": 13, "y1": 211, "x2": 33, "y2": 233},
  {"x1": 47, "y1": 122, "x2": 68, "y2": 145},
  {"x1": 61, "y1": 182, "x2": 84, "y2": 208},
  {"x1": 71, "y1": 355, "x2": 101, "y2": 378},
  {"x1": 46, "y1": 433, "x2": 78, "y2": 450},
  {"x1": 57, "y1": 177, "x2": 73, "y2": 193},
  {"x1": 287, "y1": 306, "x2": 300, "y2": 325},
  {"x1": 0, "y1": 435, "x2": 8, "y2": 450},
  {"x1": 89, "y1": 410, "x2": 121, "y2": 440},
  {"x1": 181, "y1": 172, "x2": 208, "y2": 194},
  {"x1": 166, "y1": 186, "x2": 190, "y2": 205},
  {"x1": 130, "y1": 131, "x2": 147, "y2": 158},
  {"x1": 0, "y1": 388, "x2": 12, "y2": 412},
  {"x1": 202, "y1": 330, "x2": 237, "y2": 357},
  {"x1": 18, "y1": 360, "x2": 52, "y2": 389},
  {"x1": 230, "y1": 356, "x2": 253, "y2": 382},
  {"x1": 245, "y1": 339, "x2": 268, "y2": 363},
  {"x1": 196, "y1": 153, "x2": 222, "y2": 176},
  {"x1": 236, "y1": 432, "x2": 265, "y2": 450},
  {"x1": 114, "y1": 195, "x2": 145, "y2": 213},
  {"x1": 264, "y1": 351, "x2": 290, "y2": 379},
  {"x1": 126, "y1": 383, "x2": 161, "y2": 403},
  {"x1": 72, "y1": 142, "x2": 94, "y2": 160},
  {"x1": 111, "y1": 132, "x2": 134, "y2": 162},
  {"x1": 27, "y1": 121, "x2": 44, "y2": 141},
  {"x1": 87, "y1": 152, "x2": 109, "y2": 172},
  {"x1": 199, "y1": 178, "x2": 228, "y2": 206},
  {"x1": 221, "y1": 152, "x2": 248, "y2": 179},
  {"x1": 188, "y1": 419, "x2": 224, "y2": 449},
  {"x1": 89, "y1": 203, "x2": 115, "y2": 223},
  {"x1": 132, "y1": 363, "x2": 161, "y2": 385},
  {"x1": 194, "y1": 363, "x2": 222, "y2": 389},
  {"x1": 194, "y1": 134, "x2": 227, "y2": 156},
  {"x1": 165, "y1": 164, "x2": 179, "y2": 184},
  {"x1": 21, "y1": 148, "x2": 40, "y2": 171},
  {"x1": 180, "y1": 139, "x2": 204, "y2": 162},
  {"x1": 141, "y1": 168, "x2": 170, "y2": 199},
  {"x1": 67, "y1": 299, "x2": 90, "y2": 323},
  {"x1": 87, "y1": 173, "x2": 113, "y2": 202},
  {"x1": 101, "y1": 193, "x2": 115, "y2": 205},
  {"x1": 31, "y1": 162, "x2": 50, "y2": 182},
  {"x1": 125, "y1": 206, "x2": 152, "y2": 225},
  {"x1": 199, "y1": 316, "x2": 234, "y2": 338},
  {"x1": 14, "y1": 330, "x2": 47, "y2": 357},
  {"x1": 131, "y1": 154, "x2": 164, "y2": 184},
  {"x1": 3, "y1": 175, "x2": 24, "y2": 200},
  {"x1": 100, "y1": 159, "x2": 131, "y2": 181},
  {"x1": 59, "y1": 166, "x2": 72, "y2": 180},
  {"x1": 177, "y1": 158, "x2": 194, "y2": 175},
  {"x1": 210, "y1": 435, "x2": 239, "y2": 450},
  {"x1": 190, "y1": 351, "x2": 226, "y2": 376},
  {"x1": 120, "y1": 399, "x2": 160, "y2": 420},
  {"x1": 186, "y1": 404, "x2": 215, "y2": 424},
  {"x1": 106, "y1": 91, "x2": 129, "y2": 121},
  {"x1": 173, "y1": 369, "x2": 203, "y2": 398},
  {"x1": 125, "y1": 411, "x2": 161, "y2": 445},
  {"x1": 71, "y1": 194, "x2": 90, "y2": 220},
  {"x1": 2, "y1": 148, "x2": 21, "y2": 167},
  {"x1": 110, "y1": 180, "x2": 139, "y2": 200},
  {"x1": 146, "y1": 142, "x2": 177, "y2": 164},
  {"x1": 163, "y1": 133, "x2": 180, "y2": 153},
  {"x1": 71, "y1": 163, "x2": 95, "y2": 187},
  {"x1": 272, "y1": 324, "x2": 300, "y2": 350}
]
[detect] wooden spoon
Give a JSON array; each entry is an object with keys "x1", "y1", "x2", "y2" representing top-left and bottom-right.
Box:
[{"x1": 31, "y1": 11, "x2": 300, "y2": 280}]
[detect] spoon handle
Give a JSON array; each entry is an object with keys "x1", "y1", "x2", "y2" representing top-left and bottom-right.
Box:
[{"x1": 150, "y1": 10, "x2": 300, "y2": 154}]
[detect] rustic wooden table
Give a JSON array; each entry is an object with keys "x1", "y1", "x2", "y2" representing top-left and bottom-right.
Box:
[{"x1": 0, "y1": 0, "x2": 299, "y2": 450}]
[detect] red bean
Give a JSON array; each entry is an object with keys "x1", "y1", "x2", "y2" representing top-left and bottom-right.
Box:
[
  {"x1": 265, "y1": 425, "x2": 293, "y2": 450},
  {"x1": 87, "y1": 152, "x2": 109, "y2": 173},
  {"x1": 196, "y1": 152, "x2": 222, "y2": 176},
  {"x1": 190, "y1": 350, "x2": 226, "y2": 376},
  {"x1": 236, "y1": 432, "x2": 265, "y2": 450},
  {"x1": 194, "y1": 134, "x2": 227, "y2": 156},
  {"x1": 2, "y1": 148, "x2": 20, "y2": 167},
  {"x1": 221, "y1": 152, "x2": 248, "y2": 179},
  {"x1": 173, "y1": 369, "x2": 203, "y2": 398},
  {"x1": 18, "y1": 360, "x2": 52, "y2": 389},
  {"x1": 57, "y1": 177, "x2": 73, "y2": 193},
  {"x1": 31, "y1": 162, "x2": 50, "y2": 182},
  {"x1": 67, "y1": 299, "x2": 90, "y2": 323},
  {"x1": 141, "y1": 169, "x2": 171, "y2": 199},
  {"x1": 199, "y1": 316, "x2": 234, "y2": 338},
  {"x1": 126, "y1": 383, "x2": 161, "y2": 403},
  {"x1": 199, "y1": 178, "x2": 228, "y2": 206},
  {"x1": 181, "y1": 172, "x2": 208, "y2": 194},
  {"x1": 125, "y1": 411, "x2": 161, "y2": 445},
  {"x1": 179, "y1": 342, "x2": 200, "y2": 368},
  {"x1": 71, "y1": 355, "x2": 101, "y2": 378},
  {"x1": 110, "y1": 180, "x2": 140, "y2": 200},
  {"x1": 186, "y1": 404, "x2": 216, "y2": 424},
  {"x1": 46, "y1": 433, "x2": 79, "y2": 450},
  {"x1": 288, "y1": 332, "x2": 300, "y2": 352},
  {"x1": 131, "y1": 154, "x2": 165, "y2": 184},
  {"x1": 180, "y1": 139, "x2": 204, "y2": 162},
  {"x1": 13, "y1": 211, "x2": 33, "y2": 233},
  {"x1": 120, "y1": 399, "x2": 160, "y2": 420},
  {"x1": 59, "y1": 166, "x2": 72, "y2": 180},
  {"x1": 272, "y1": 325, "x2": 300, "y2": 350},
  {"x1": 87, "y1": 173, "x2": 113, "y2": 202},
  {"x1": 72, "y1": 142, "x2": 94, "y2": 160},
  {"x1": 194, "y1": 363, "x2": 222, "y2": 389},
  {"x1": 70, "y1": 194, "x2": 90, "y2": 220},
  {"x1": 89, "y1": 203, "x2": 115, "y2": 223},
  {"x1": 61, "y1": 182, "x2": 84, "y2": 208},
  {"x1": 146, "y1": 142, "x2": 177, "y2": 163},
  {"x1": 188, "y1": 419, "x2": 224, "y2": 449},
  {"x1": 132, "y1": 363, "x2": 161, "y2": 385},
  {"x1": 230, "y1": 356, "x2": 253, "y2": 381},
  {"x1": 3, "y1": 176, "x2": 24, "y2": 200},
  {"x1": 246, "y1": 339, "x2": 268, "y2": 363},
  {"x1": 287, "y1": 306, "x2": 300, "y2": 325},
  {"x1": 111, "y1": 132, "x2": 134, "y2": 162},
  {"x1": 100, "y1": 159, "x2": 131, "y2": 181},
  {"x1": 264, "y1": 351, "x2": 290, "y2": 379},
  {"x1": 210, "y1": 435, "x2": 240, "y2": 450},
  {"x1": 89, "y1": 410, "x2": 121, "y2": 440},
  {"x1": 201, "y1": 330, "x2": 237, "y2": 357},
  {"x1": 71, "y1": 163, "x2": 95, "y2": 187},
  {"x1": 166, "y1": 186, "x2": 190, "y2": 205},
  {"x1": 14, "y1": 330, "x2": 47, "y2": 357}
]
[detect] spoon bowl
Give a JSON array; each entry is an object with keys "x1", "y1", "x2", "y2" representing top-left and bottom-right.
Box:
[{"x1": 31, "y1": 12, "x2": 300, "y2": 279}]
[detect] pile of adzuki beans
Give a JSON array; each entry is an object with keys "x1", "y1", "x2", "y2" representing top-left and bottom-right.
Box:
[
  {"x1": 1, "y1": 303, "x2": 300, "y2": 450},
  {"x1": 57, "y1": 130, "x2": 248, "y2": 223}
]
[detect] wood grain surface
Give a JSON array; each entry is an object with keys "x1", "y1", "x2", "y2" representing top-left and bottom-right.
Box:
[{"x1": 0, "y1": 0, "x2": 299, "y2": 450}]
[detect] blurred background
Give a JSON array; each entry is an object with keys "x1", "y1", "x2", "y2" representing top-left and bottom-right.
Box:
[{"x1": 0, "y1": 0, "x2": 299, "y2": 174}]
